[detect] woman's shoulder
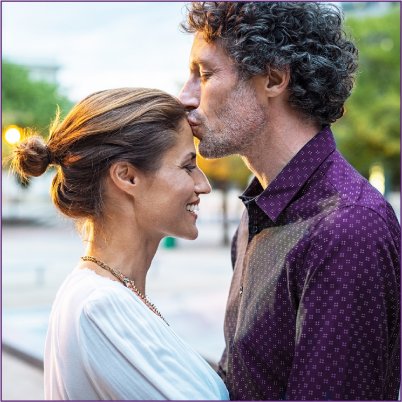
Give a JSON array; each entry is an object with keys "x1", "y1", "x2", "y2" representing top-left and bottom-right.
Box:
[
  {"x1": 69, "y1": 269, "x2": 160, "y2": 331},
  {"x1": 77, "y1": 268, "x2": 139, "y2": 307},
  {"x1": 56, "y1": 267, "x2": 119, "y2": 298},
  {"x1": 80, "y1": 275, "x2": 136, "y2": 315},
  {"x1": 50, "y1": 268, "x2": 157, "y2": 345},
  {"x1": 51, "y1": 268, "x2": 138, "y2": 321}
]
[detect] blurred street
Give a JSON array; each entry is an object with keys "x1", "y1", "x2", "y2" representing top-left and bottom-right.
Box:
[{"x1": 2, "y1": 352, "x2": 44, "y2": 400}]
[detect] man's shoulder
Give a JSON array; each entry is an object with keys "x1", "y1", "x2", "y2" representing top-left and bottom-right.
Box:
[
  {"x1": 298, "y1": 150, "x2": 400, "y2": 248},
  {"x1": 318, "y1": 151, "x2": 394, "y2": 220},
  {"x1": 314, "y1": 203, "x2": 398, "y2": 240},
  {"x1": 307, "y1": 203, "x2": 400, "y2": 262}
]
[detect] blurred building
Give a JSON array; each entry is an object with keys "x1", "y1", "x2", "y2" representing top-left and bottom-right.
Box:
[
  {"x1": 26, "y1": 62, "x2": 60, "y2": 83},
  {"x1": 340, "y1": 1, "x2": 396, "y2": 17},
  {"x1": 9, "y1": 57, "x2": 61, "y2": 83}
]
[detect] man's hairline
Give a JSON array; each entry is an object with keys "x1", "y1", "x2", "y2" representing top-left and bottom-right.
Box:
[{"x1": 190, "y1": 31, "x2": 253, "y2": 82}]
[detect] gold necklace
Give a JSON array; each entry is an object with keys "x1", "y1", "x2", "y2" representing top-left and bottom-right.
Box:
[{"x1": 81, "y1": 256, "x2": 169, "y2": 325}]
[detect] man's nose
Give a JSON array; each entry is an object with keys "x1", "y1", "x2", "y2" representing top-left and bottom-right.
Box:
[{"x1": 178, "y1": 79, "x2": 200, "y2": 111}]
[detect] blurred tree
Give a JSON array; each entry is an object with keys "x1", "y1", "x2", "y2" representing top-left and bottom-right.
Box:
[
  {"x1": 333, "y1": 6, "x2": 400, "y2": 191},
  {"x1": 196, "y1": 143, "x2": 250, "y2": 245},
  {"x1": 2, "y1": 60, "x2": 72, "y2": 163}
]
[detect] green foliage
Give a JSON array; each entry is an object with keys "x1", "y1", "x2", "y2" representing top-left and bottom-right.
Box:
[
  {"x1": 2, "y1": 60, "x2": 72, "y2": 134},
  {"x1": 333, "y1": 7, "x2": 400, "y2": 190},
  {"x1": 2, "y1": 60, "x2": 73, "y2": 166}
]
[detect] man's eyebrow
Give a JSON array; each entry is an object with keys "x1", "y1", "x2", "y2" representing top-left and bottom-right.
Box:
[{"x1": 190, "y1": 57, "x2": 212, "y2": 69}]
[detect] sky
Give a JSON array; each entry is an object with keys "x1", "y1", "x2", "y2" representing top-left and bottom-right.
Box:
[{"x1": 3, "y1": 2, "x2": 195, "y2": 102}]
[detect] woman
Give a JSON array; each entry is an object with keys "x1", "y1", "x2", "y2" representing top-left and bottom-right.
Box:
[{"x1": 11, "y1": 88, "x2": 229, "y2": 400}]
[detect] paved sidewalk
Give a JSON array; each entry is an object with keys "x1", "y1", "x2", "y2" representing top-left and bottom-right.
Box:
[{"x1": 2, "y1": 352, "x2": 44, "y2": 400}]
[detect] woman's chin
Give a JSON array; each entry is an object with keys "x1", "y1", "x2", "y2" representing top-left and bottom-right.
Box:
[
  {"x1": 188, "y1": 231, "x2": 198, "y2": 240},
  {"x1": 176, "y1": 228, "x2": 199, "y2": 241}
]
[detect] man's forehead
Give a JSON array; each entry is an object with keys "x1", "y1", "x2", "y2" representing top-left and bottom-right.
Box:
[
  {"x1": 190, "y1": 34, "x2": 212, "y2": 59},
  {"x1": 190, "y1": 33, "x2": 228, "y2": 66}
]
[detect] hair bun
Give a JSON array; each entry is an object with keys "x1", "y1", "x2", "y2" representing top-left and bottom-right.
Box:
[{"x1": 11, "y1": 135, "x2": 52, "y2": 179}]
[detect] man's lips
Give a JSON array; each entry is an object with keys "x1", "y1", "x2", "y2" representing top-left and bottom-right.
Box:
[
  {"x1": 186, "y1": 113, "x2": 203, "y2": 137},
  {"x1": 189, "y1": 122, "x2": 202, "y2": 139},
  {"x1": 187, "y1": 114, "x2": 200, "y2": 126}
]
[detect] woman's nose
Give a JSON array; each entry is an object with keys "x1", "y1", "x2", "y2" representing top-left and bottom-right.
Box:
[{"x1": 195, "y1": 169, "x2": 212, "y2": 195}]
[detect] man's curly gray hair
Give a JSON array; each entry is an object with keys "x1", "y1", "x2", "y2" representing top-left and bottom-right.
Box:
[{"x1": 181, "y1": 2, "x2": 359, "y2": 126}]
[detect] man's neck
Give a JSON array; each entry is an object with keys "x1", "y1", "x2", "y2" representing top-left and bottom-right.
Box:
[{"x1": 242, "y1": 117, "x2": 321, "y2": 189}]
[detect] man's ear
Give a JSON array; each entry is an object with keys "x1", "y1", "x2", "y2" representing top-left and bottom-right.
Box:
[
  {"x1": 264, "y1": 67, "x2": 290, "y2": 98},
  {"x1": 108, "y1": 162, "x2": 138, "y2": 195}
]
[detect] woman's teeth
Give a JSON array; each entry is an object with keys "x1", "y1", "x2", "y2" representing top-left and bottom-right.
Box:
[{"x1": 186, "y1": 204, "x2": 199, "y2": 213}]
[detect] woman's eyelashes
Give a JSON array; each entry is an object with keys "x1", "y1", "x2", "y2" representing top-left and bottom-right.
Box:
[{"x1": 184, "y1": 164, "x2": 197, "y2": 173}]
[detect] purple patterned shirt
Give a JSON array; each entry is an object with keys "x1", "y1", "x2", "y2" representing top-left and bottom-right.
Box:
[{"x1": 218, "y1": 127, "x2": 400, "y2": 400}]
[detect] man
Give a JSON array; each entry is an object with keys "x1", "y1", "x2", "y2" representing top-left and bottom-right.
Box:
[{"x1": 179, "y1": 2, "x2": 400, "y2": 400}]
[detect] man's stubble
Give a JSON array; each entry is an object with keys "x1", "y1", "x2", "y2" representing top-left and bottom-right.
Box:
[{"x1": 197, "y1": 82, "x2": 267, "y2": 159}]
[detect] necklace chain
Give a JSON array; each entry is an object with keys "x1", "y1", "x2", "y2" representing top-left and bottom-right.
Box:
[{"x1": 81, "y1": 256, "x2": 168, "y2": 325}]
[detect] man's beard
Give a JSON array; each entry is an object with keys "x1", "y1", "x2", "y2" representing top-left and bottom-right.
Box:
[{"x1": 196, "y1": 85, "x2": 267, "y2": 159}]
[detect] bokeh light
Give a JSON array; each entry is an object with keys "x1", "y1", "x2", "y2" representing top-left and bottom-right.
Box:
[
  {"x1": 369, "y1": 164, "x2": 386, "y2": 195},
  {"x1": 4, "y1": 125, "x2": 22, "y2": 145}
]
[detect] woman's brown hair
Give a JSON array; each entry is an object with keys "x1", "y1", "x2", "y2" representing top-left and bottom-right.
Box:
[{"x1": 11, "y1": 87, "x2": 186, "y2": 220}]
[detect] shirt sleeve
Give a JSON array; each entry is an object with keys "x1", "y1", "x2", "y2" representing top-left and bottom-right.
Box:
[
  {"x1": 78, "y1": 288, "x2": 224, "y2": 400},
  {"x1": 286, "y1": 205, "x2": 400, "y2": 400}
]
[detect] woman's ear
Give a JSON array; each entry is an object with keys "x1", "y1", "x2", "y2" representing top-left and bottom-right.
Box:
[
  {"x1": 108, "y1": 162, "x2": 137, "y2": 195},
  {"x1": 264, "y1": 67, "x2": 290, "y2": 98}
]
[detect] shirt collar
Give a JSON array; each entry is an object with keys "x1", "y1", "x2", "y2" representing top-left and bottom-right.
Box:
[{"x1": 240, "y1": 126, "x2": 336, "y2": 222}]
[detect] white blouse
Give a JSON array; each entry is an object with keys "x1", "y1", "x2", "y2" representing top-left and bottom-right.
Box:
[{"x1": 44, "y1": 268, "x2": 229, "y2": 400}]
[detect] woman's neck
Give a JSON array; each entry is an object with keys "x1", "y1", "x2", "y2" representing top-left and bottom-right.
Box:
[{"x1": 80, "y1": 220, "x2": 160, "y2": 295}]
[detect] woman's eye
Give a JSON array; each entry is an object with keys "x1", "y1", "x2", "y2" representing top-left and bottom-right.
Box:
[{"x1": 184, "y1": 165, "x2": 197, "y2": 173}]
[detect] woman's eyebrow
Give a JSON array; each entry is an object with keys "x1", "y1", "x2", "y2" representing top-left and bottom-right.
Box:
[{"x1": 182, "y1": 152, "x2": 197, "y2": 162}]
